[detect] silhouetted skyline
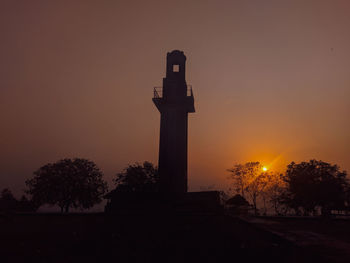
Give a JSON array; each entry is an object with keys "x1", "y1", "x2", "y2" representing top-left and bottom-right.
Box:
[{"x1": 1, "y1": 1, "x2": 349, "y2": 196}]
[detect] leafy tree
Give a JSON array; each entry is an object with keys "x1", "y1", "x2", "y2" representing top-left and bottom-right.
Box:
[
  {"x1": 18, "y1": 195, "x2": 38, "y2": 212},
  {"x1": 26, "y1": 158, "x2": 108, "y2": 213},
  {"x1": 282, "y1": 159, "x2": 348, "y2": 216},
  {"x1": 1, "y1": 188, "x2": 16, "y2": 201},
  {"x1": 0, "y1": 189, "x2": 37, "y2": 212},
  {"x1": 114, "y1": 161, "x2": 159, "y2": 192},
  {"x1": 0, "y1": 188, "x2": 18, "y2": 212}
]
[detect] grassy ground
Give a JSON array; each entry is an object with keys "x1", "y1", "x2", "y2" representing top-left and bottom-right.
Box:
[{"x1": 0, "y1": 213, "x2": 322, "y2": 263}]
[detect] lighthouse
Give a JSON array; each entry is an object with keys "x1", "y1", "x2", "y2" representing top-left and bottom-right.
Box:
[{"x1": 153, "y1": 50, "x2": 195, "y2": 195}]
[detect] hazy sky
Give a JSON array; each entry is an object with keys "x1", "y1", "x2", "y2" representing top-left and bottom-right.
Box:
[{"x1": 1, "y1": 0, "x2": 349, "y2": 195}]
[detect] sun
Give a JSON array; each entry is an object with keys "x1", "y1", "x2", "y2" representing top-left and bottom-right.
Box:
[{"x1": 262, "y1": 166, "x2": 268, "y2": 171}]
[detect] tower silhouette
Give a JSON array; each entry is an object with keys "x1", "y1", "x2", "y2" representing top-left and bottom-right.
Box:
[
  {"x1": 153, "y1": 50, "x2": 195, "y2": 195},
  {"x1": 105, "y1": 50, "x2": 220, "y2": 213}
]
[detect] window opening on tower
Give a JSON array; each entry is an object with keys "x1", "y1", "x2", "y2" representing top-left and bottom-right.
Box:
[{"x1": 173, "y1": 64, "x2": 179, "y2": 72}]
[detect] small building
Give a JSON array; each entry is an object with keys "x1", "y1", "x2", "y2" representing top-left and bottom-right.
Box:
[{"x1": 226, "y1": 194, "x2": 252, "y2": 215}]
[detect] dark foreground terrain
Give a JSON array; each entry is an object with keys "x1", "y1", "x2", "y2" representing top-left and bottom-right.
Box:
[
  {"x1": 0, "y1": 212, "x2": 332, "y2": 263},
  {"x1": 243, "y1": 216, "x2": 350, "y2": 263}
]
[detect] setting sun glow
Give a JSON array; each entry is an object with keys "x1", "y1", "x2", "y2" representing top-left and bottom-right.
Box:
[{"x1": 262, "y1": 167, "x2": 268, "y2": 171}]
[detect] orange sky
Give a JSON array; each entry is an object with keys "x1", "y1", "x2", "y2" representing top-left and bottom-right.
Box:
[{"x1": 0, "y1": 0, "x2": 349, "y2": 195}]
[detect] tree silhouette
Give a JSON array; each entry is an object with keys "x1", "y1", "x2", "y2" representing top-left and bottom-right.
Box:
[
  {"x1": 260, "y1": 172, "x2": 286, "y2": 215},
  {"x1": 17, "y1": 195, "x2": 37, "y2": 212},
  {"x1": 228, "y1": 162, "x2": 266, "y2": 215},
  {"x1": 113, "y1": 161, "x2": 159, "y2": 192},
  {"x1": 281, "y1": 159, "x2": 348, "y2": 216},
  {"x1": 0, "y1": 188, "x2": 37, "y2": 212},
  {"x1": 0, "y1": 188, "x2": 18, "y2": 212},
  {"x1": 26, "y1": 158, "x2": 108, "y2": 213}
]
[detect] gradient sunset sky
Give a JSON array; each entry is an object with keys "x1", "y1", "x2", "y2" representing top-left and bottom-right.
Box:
[{"x1": 1, "y1": 0, "x2": 349, "y2": 195}]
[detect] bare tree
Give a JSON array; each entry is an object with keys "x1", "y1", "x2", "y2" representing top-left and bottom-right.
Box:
[
  {"x1": 228, "y1": 162, "x2": 265, "y2": 215},
  {"x1": 261, "y1": 172, "x2": 286, "y2": 215}
]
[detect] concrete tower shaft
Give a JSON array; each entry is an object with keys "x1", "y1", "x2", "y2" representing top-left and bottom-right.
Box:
[{"x1": 153, "y1": 50, "x2": 195, "y2": 195}]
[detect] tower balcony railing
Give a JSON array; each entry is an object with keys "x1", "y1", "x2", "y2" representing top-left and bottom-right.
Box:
[{"x1": 153, "y1": 85, "x2": 193, "y2": 99}]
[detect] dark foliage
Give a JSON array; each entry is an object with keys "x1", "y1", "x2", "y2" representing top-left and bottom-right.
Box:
[
  {"x1": 281, "y1": 159, "x2": 348, "y2": 216},
  {"x1": 17, "y1": 195, "x2": 38, "y2": 212},
  {"x1": 0, "y1": 188, "x2": 17, "y2": 212},
  {"x1": 0, "y1": 188, "x2": 36, "y2": 212},
  {"x1": 113, "y1": 161, "x2": 159, "y2": 192},
  {"x1": 26, "y1": 158, "x2": 108, "y2": 212}
]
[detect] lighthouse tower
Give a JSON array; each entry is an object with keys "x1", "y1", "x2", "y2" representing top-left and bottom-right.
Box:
[{"x1": 153, "y1": 50, "x2": 195, "y2": 195}]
